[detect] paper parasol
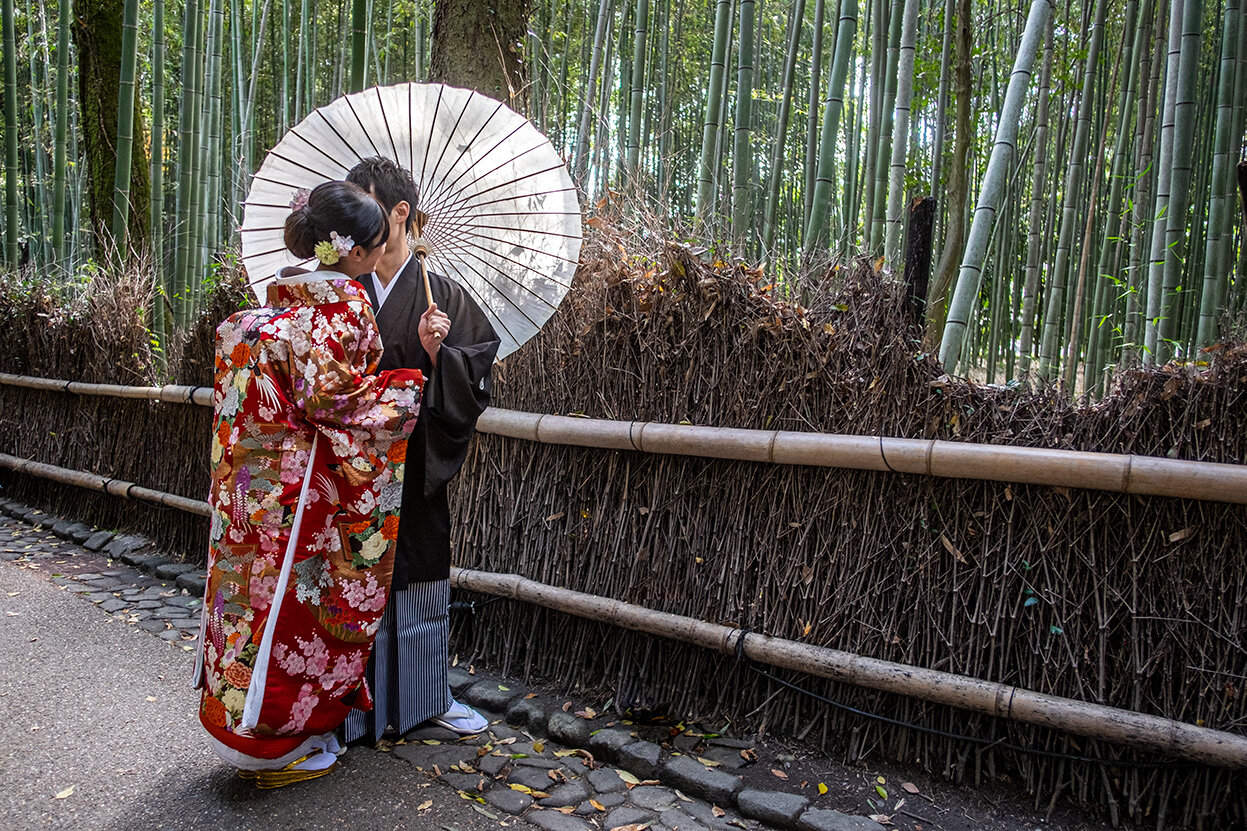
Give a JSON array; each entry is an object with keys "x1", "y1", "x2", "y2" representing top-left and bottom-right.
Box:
[{"x1": 239, "y1": 82, "x2": 582, "y2": 360}]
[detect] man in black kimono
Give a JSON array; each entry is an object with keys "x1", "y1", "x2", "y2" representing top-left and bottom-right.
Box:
[{"x1": 342, "y1": 157, "x2": 500, "y2": 741}]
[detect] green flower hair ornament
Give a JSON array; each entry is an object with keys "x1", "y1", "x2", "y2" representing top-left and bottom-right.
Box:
[{"x1": 314, "y1": 231, "x2": 355, "y2": 266}]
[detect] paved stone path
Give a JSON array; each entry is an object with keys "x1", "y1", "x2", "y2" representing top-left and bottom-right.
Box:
[{"x1": 0, "y1": 498, "x2": 888, "y2": 831}]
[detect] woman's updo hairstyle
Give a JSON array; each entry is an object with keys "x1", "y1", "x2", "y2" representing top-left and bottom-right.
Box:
[{"x1": 284, "y1": 180, "x2": 389, "y2": 260}]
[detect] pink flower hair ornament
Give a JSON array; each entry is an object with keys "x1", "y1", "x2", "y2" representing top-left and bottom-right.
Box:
[{"x1": 289, "y1": 187, "x2": 311, "y2": 212}]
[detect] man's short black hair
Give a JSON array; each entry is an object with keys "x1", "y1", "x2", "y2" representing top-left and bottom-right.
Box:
[{"x1": 345, "y1": 157, "x2": 421, "y2": 232}]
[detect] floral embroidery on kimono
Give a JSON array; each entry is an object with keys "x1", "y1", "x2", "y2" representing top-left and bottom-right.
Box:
[{"x1": 197, "y1": 277, "x2": 422, "y2": 753}]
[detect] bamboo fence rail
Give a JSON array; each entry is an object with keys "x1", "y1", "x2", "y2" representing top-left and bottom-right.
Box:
[
  {"x1": 2, "y1": 372, "x2": 1244, "y2": 505},
  {"x1": 1, "y1": 447, "x2": 1245, "y2": 769},
  {"x1": 0, "y1": 452, "x2": 211, "y2": 515}
]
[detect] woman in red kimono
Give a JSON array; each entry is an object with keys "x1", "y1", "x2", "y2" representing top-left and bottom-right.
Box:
[{"x1": 194, "y1": 181, "x2": 424, "y2": 788}]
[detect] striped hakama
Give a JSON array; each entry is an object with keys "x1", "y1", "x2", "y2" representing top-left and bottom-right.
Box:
[{"x1": 342, "y1": 579, "x2": 453, "y2": 743}]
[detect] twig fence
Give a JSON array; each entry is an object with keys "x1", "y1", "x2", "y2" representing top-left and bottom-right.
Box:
[{"x1": 0, "y1": 370, "x2": 1245, "y2": 773}]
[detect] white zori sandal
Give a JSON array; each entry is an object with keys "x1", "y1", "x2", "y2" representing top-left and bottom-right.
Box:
[
  {"x1": 431, "y1": 699, "x2": 489, "y2": 735},
  {"x1": 237, "y1": 734, "x2": 344, "y2": 788}
]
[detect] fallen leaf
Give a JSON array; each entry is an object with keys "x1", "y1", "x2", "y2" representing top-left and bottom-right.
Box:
[
  {"x1": 533, "y1": 740, "x2": 545, "y2": 753},
  {"x1": 54, "y1": 786, "x2": 74, "y2": 799},
  {"x1": 939, "y1": 534, "x2": 968, "y2": 563},
  {"x1": 711, "y1": 805, "x2": 726, "y2": 818},
  {"x1": 1168, "y1": 527, "x2": 1194, "y2": 543},
  {"x1": 498, "y1": 685, "x2": 510, "y2": 691},
  {"x1": 739, "y1": 748, "x2": 757, "y2": 762},
  {"x1": 145, "y1": 696, "x2": 157, "y2": 702},
  {"x1": 697, "y1": 757, "x2": 721, "y2": 767},
  {"x1": 608, "y1": 824, "x2": 653, "y2": 831},
  {"x1": 771, "y1": 768, "x2": 789, "y2": 779},
  {"x1": 618, "y1": 770, "x2": 642, "y2": 786},
  {"x1": 524, "y1": 693, "x2": 538, "y2": 699},
  {"x1": 818, "y1": 782, "x2": 829, "y2": 795},
  {"x1": 589, "y1": 799, "x2": 605, "y2": 811},
  {"x1": 575, "y1": 707, "x2": 597, "y2": 719},
  {"x1": 901, "y1": 782, "x2": 919, "y2": 794},
  {"x1": 875, "y1": 785, "x2": 889, "y2": 800},
  {"x1": 417, "y1": 800, "x2": 433, "y2": 811},
  {"x1": 869, "y1": 814, "x2": 894, "y2": 826}
]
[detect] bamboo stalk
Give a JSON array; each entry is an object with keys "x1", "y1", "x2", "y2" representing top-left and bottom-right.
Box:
[
  {"x1": 2, "y1": 0, "x2": 17, "y2": 266},
  {"x1": 110, "y1": 0, "x2": 143, "y2": 251},
  {"x1": 696, "y1": 0, "x2": 734, "y2": 225},
  {"x1": 939, "y1": 0, "x2": 1052, "y2": 372},
  {"x1": 729, "y1": 0, "x2": 756, "y2": 249},
  {"x1": 803, "y1": 0, "x2": 859, "y2": 251},
  {"x1": 52, "y1": 0, "x2": 72, "y2": 268},
  {"x1": 883, "y1": 0, "x2": 919, "y2": 271},
  {"x1": 1197, "y1": 0, "x2": 1240, "y2": 347}
]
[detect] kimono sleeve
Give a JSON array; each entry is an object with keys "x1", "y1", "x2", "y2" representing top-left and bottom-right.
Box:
[
  {"x1": 421, "y1": 282, "x2": 500, "y2": 496},
  {"x1": 287, "y1": 299, "x2": 424, "y2": 459}
]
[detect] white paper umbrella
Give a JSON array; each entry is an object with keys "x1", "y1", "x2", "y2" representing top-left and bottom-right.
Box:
[{"x1": 240, "y1": 82, "x2": 583, "y2": 360}]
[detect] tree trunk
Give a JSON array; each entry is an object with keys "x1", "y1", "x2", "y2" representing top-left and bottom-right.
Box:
[
  {"x1": 428, "y1": 0, "x2": 532, "y2": 113},
  {"x1": 73, "y1": 0, "x2": 150, "y2": 252},
  {"x1": 925, "y1": 0, "x2": 971, "y2": 342}
]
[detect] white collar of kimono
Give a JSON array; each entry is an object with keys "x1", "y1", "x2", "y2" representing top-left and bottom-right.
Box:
[
  {"x1": 274, "y1": 265, "x2": 326, "y2": 284},
  {"x1": 369, "y1": 251, "x2": 412, "y2": 310}
]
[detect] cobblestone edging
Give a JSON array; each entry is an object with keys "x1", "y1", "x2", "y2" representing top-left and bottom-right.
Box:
[
  {"x1": 0, "y1": 498, "x2": 207, "y2": 649},
  {"x1": 0, "y1": 497, "x2": 886, "y2": 831},
  {"x1": 444, "y1": 675, "x2": 887, "y2": 831}
]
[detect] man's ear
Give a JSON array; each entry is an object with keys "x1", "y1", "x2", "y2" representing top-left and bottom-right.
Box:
[{"x1": 394, "y1": 200, "x2": 411, "y2": 226}]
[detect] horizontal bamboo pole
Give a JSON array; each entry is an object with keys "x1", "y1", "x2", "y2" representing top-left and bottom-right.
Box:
[
  {"x1": 450, "y1": 567, "x2": 1247, "y2": 769},
  {"x1": 2, "y1": 449, "x2": 1244, "y2": 768},
  {"x1": 2, "y1": 372, "x2": 1246, "y2": 503},
  {"x1": 478, "y1": 411, "x2": 1247, "y2": 504},
  {"x1": 0, "y1": 453, "x2": 212, "y2": 517},
  {"x1": 0, "y1": 372, "x2": 212, "y2": 405}
]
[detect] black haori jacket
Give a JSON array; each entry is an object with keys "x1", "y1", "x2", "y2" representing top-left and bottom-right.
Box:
[{"x1": 361, "y1": 258, "x2": 499, "y2": 585}]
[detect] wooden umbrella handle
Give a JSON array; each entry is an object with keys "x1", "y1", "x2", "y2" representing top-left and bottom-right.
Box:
[
  {"x1": 412, "y1": 210, "x2": 433, "y2": 309},
  {"x1": 419, "y1": 251, "x2": 433, "y2": 309}
]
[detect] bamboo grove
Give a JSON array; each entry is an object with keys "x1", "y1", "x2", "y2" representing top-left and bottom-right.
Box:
[{"x1": 1, "y1": 0, "x2": 1246, "y2": 390}]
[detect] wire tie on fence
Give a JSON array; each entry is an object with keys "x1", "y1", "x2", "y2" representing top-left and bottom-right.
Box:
[
  {"x1": 734, "y1": 628, "x2": 752, "y2": 664},
  {"x1": 878, "y1": 436, "x2": 899, "y2": 474}
]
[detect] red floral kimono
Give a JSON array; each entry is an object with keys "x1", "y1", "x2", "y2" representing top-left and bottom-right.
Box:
[{"x1": 195, "y1": 275, "x2": 423, "y2": 762}]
